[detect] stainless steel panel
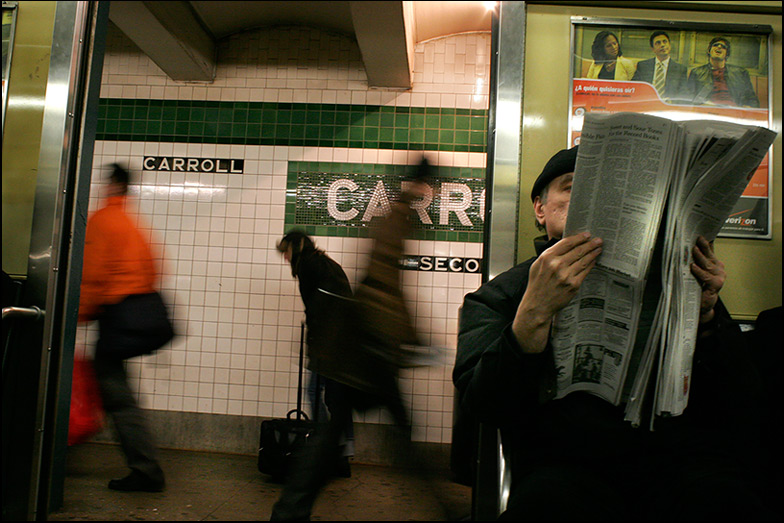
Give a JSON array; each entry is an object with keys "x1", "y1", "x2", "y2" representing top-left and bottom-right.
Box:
[
  {"x1": 485, "y1": 1, "x2": 526, "y2": 281},
  {"x1": 22, "y1": 1, "x2": 91, "y2": 519},
  {"x1": 473, "y1": 3, "x2": 526, "y2": 519}
]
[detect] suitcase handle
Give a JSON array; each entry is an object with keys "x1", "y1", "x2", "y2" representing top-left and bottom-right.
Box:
[
  {"x1": 296, "y1": 322, "x2": 305, "y2": 414},
  {"x1": 286, "y1": 409, "x2": 309, "y2": 421}
]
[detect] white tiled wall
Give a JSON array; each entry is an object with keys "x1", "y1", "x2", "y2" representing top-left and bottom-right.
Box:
[{"x1": 79, "y1": 25, "x2": 490, "y2": 444}]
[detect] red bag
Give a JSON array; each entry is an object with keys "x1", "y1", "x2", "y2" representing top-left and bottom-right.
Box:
[{"x1": 68, "y1": 358, "x2": 104, "y2": 446}]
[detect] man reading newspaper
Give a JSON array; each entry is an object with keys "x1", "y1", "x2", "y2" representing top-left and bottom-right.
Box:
[{"x1": 454, "y1": 146, "x2": 773, "y2": 520}]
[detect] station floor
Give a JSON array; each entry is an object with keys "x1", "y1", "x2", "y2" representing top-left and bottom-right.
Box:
[{"x1": 48, "y1": 442, "x2": 472, "y2": 521}]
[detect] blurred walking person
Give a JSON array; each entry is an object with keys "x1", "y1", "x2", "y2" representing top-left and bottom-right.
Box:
[
  {"x1": 78, "y1": 163, "x2": 171, "y2": 492},
  {"x1": 270, "y1": 159, "x2": 433, "y2": 521}
]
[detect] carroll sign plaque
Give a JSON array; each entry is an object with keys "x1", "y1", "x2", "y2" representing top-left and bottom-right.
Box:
[{"x1": 143, "y1": 157, "x2": 245, "y2": 173}]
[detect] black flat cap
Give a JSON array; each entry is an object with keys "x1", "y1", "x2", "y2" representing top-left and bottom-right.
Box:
[{"x1": 530, "y1": 146, "x2": 578, "y2": 202}]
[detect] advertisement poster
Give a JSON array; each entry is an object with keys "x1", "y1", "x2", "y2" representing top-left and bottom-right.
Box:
[{"x1": 570, "y1": 19, "x2": 772, "y2": 239}]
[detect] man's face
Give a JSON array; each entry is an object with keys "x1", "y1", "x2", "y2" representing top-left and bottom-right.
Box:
[
  {"x1": 651, "y1": 35, "x2": 670, "y2": 60},
  {"x1": 282, "y1": 244, "x2": 293, "y2": 263},
  {"x1": 709, "y1": 40, "x2": 728, "y2": 61},
  {"x1": 534, "y1": 173, "x2": 573, "y2": 240}
]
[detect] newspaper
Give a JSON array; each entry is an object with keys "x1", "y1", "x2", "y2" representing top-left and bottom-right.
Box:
[{"x1": 549, "y1": 112, "x2": 777, "y2": 427}]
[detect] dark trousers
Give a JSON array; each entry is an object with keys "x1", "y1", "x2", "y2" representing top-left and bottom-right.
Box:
[
  {"x1": 93, "y1": 342, "x2": 164, "y2": 483},
  {"x1": 308, "y1": 373, "x2": 355, "y2": 454},
  {"x1": 270, "y1": 379, "x2": 411, "y2": 521},
  {"x1": 270, "y1": 380, "x2": 354, "y2": 521}
]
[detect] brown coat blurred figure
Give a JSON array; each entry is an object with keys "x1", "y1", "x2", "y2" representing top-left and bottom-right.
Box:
[
  {"x1": 270, "y1": 157, "x2": 435, "y2": 521},
  {"x1": 346, "y1": 157, "x2": 432, "y2": 424}
]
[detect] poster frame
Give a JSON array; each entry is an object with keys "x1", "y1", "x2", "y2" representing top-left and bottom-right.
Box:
[{"x1": 569, "y1": 17, "x2": 773, "y2": 239}]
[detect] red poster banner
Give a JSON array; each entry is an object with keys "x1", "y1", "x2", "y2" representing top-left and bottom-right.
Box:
[{"x1": 570, "y1": 78, "x2": 770, "y2": 200}]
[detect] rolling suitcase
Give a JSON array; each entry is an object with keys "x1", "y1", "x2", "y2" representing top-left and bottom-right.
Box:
[{"x1": 258, "y1": 322, "x2": 319, "y2": 481}]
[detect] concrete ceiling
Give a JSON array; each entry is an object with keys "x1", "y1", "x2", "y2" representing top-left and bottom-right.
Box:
[{"x1": 108, "y1": 1, "x2": 493, "y2": 88}]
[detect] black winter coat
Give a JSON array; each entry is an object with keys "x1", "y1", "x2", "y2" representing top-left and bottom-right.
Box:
[{"x1": 454, "y1": 237, "x2": 765, "y2": 474}]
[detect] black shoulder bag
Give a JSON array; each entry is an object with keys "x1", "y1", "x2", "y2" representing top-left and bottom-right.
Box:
[{"x1": 98, "y1": 292, "x2": 175, "y2": 359}]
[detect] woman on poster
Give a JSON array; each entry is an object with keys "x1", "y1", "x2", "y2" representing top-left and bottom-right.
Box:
[{"x1": 585, "y1": 30, "x2": 636, "y2": 81}]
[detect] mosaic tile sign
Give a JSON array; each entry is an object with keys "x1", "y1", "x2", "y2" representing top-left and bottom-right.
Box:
[{"x1": 286, "y1": 162, "x2": 485, "y2": 242}]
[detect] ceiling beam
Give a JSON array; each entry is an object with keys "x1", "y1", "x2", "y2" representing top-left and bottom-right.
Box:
[
  {"x1": 109, "y1": 1, "x2": 216, "y2": 82},
  {"x1": 349, "y1": 1, "x2": 412, "y2": 89}
]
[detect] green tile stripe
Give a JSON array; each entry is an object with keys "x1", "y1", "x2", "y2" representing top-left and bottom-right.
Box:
[
  {"x1": 285, "y1": 161, "x2": 485, "y2": 243},
  {"x1": 96, "y1": 99, "x2": 488, "y2": 152}
]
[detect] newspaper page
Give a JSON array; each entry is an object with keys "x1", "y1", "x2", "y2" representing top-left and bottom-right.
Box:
[
  {"x1": 622, "y1": 122, "x2": 776, "y2": 427},
  {"x1": 550, "y1": 112, "x2": 679, "y2": 404},
  {"x1": 637, "y1": 123, "x2": 745, "y2": 426},
  {"x1": 655, "y1": 124, "x2": 778, "y2": 418},
  {"x1": 564, "y1": 112, "x2": 681, "y2": 281},
  {"x1": 623, "y1": 296, "x2": 664, "y2": 426},
  {"x1": 550, "y1": 267, "x2": 643, "y2": 404}
]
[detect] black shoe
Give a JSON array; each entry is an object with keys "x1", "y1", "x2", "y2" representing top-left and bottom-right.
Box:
[{"x1": 108, "y1": 470, "x2": 165, "y2": 492}]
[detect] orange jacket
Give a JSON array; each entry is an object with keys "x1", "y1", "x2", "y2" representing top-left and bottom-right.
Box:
[{"x1": 78, "y1": 195, "x2": 158, "y2": 322}]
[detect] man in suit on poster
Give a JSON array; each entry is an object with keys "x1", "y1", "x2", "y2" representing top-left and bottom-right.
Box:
[{"x1": 632, "y1": 30, "x2": 689, "y2": 104}]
